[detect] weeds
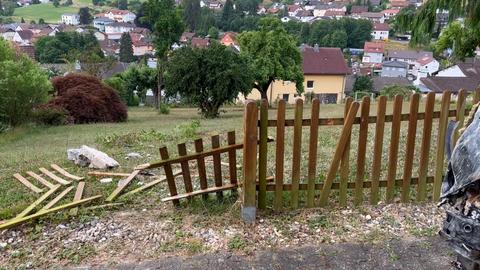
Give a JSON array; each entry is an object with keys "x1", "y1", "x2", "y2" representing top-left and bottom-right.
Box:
[{"x1": 228, "y1": 235, "x2": 246, "y2": 251}]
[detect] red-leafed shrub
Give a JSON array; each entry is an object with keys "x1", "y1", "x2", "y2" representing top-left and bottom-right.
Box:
[{"x1": 47, "y1": 73, "x2": 127, "y2": 124}]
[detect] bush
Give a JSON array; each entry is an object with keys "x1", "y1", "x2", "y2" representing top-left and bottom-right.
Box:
[
  {"x1": 48, "y1": 74, "x2": 128, "y2": 124},
  {"x1": 380, "y1": 85, "x2": 415, "y2": 100},
  {"x1": 159, "y1": 104, "x2": 170, "y2": 114},
  {"x1": 0, "y1": 39, "x2": 51, "y2": 126},
  {"x1": 32, "y1": 106, "x2": 69, "y2": 126},
  {"x1": 0, "y1": 123, "x2": 10, "y2": 134}
]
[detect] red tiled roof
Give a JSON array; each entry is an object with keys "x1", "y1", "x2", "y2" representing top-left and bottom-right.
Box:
[
  {"x1": 417, "y1": 56, "x2": 434, "y2": 66},
  {"x1": 382, "y1": 9, "x2": 400, "y2": 14},
  {"x1": 325, "y1": 10, "x2": 345, "y2": 16},
  {"x1": 421, "y1": 77, "x2": 480, "y2": 93},
  {"x1": 287, "y1": 4, "x2": 301, "y2": 12},
  {"x1": 373, "y1": 23, "x2": 390, "y2": 31},
  {"x1": 17, "y1": 30, "x2": 34, "y2": 41},
  {"x1": 108, "y1": 9, "x2": 133, "y2": 15},
  {"x1": 191, "y1": 37, "x2": 210, "y2": 48},
  {"x1": 351, "y1": 5, "x2": 368, "y2": 14},
  {"x1": 364, "y1": 41, "x2": 385, "y2": 53},
  {"x1": 390, "y1": 0, "x2": 409, "y2": 7},
  {"x1": 301, "y1": 46, "x2": 350, "y2": 75}
]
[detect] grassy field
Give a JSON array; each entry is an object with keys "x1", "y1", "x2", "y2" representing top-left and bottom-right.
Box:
[
  {"x1": 13, "y1": 3, "x2": 80, "y2": 23},
  {"x1": 0, "y1": 99, "x2": 455, "y2": 221}
]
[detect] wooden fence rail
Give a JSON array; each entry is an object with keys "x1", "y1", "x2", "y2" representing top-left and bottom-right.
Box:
[{"x1": 242, "y1": 89, "x2": 480, "y2": 222}]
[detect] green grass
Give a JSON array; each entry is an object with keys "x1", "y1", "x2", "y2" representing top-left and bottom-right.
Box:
[{"x1": 13, "y1": 3, "x2": 79, "y2": 23}]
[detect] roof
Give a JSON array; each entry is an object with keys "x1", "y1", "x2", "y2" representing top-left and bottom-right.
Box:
[
  {"x1": 17, "y1": 30, "x2": 34, "y2": 40},
  {"x1": 382, "y1": 9, "x2": 400, "y2": 14},
  {"x1": 301, "y1": 45, "x2": 350, "y2": 75},
  {"x1": 360, "y1": 12, "x2": 384, "y2": 18},
  {"x1": 382, "y1": 60, "x2": 408, "y2": 68},
  {"x1": 180, "y1": 32, "x2": 195, "y2": 42},
  {"x1": 351, "y1": 5, "x2": 368, "y2": 14},
  {"x1": 94, "y1": 17, "x2": 115, "y2": 23},
  {"x1": 373, "y1": 23, "x2": 390, "y2": 31},
  {"x1": 191, "y1": 37, "x2": 210, "y2": 48},
  {"x1": 288, "y1": 4, "x2": 301, "y2": 12},
  {"x1": 324, "y1": 10, "x2": 345, "y2": 16},
  {"x1": 390, "y1": 0, "x2": 409, "y2": 7},
  {"x1": 297, "y1": 10, "x2": 314, "y2": 17},
  {"x1": 417, "y1": 56, "x2": 435, "y2": 66},
  {"x1": 420, "y1": 77, "x2": 480, "y2": 93},
  {"x1": 387, "y1": 50, "x2": 433, "y2": 60},
  {"x1": 107, "y1": 9, "x2": 134, "y2": 15},
  {"x1": 373, "y1": 77, "x2": 412, "y2": 93},
  {"x1": 106, "y1": 22, "x2": 135, "y2": 28},
  {"x1": 364, "y1": 41, "x2": 385, "y2": 53}
]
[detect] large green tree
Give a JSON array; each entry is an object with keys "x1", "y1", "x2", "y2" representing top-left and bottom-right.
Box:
[
  {"x1": 78, "y1": 7, "x2": 93, "y2": 25},
  {"x1": 140, "y1": 0, "x2": 184, "y2": 109},
  {"x1": 0, "y1": 39, "x2": 52, "y2": 126},
  {"x1": 401, "y1": 0, "x2": 480, "y2": 59},
  {"x1": 119, "y1": 32, "x2": 135, "y2": 63},
  {"x1": 183, "y1": 0, "x2": 201, "y2": 31},
  {"x1": 221, "y1": 0, "x2": 235, "y2": 29},
  {"x1": 165, "y1": 43, "x2": 254, "y2": 118},
  {"x1": 238, "y1": 17, "x2": 303, "y2": 101}
]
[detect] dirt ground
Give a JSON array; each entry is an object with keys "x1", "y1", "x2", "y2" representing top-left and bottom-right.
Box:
[{"x1": 76, "y1": 236, "x2": 455, "y2": 270}]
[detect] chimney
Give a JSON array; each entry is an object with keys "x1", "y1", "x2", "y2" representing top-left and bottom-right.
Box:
[{"x1": 314, "y1": 43, "x2": 319, "y2": 52}]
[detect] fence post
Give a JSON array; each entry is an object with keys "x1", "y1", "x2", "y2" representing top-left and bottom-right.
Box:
[
  {"x1": 291, "y1": 99, "x2": 303, "y2": 209},
  {"x1": 242, "y1": 100, "x2": 258, "y2": 223},
  {"x1": 474, "y1": 87, "x2": 480, "y2": 104},
  {"x1": 274, "y1": 100, "x2": 286, "y2": 211},
  {"x1": 401, "y1": 93, "x2": 419, "y2": 203},
  {"x1": 386, "y1": 95, "x2": 403, "y2": 203},
  {"x1": 339, "y1": 97, "x2": 353, "y2": 206},
  {"x1": 417, "y1": 92, "x2": 435, "y2": 201},
  {"x1": 307, "y1": 99, "x2": 320, "y2": 208},
  {"x1": 370, "y1": 96, "x2": 386, "y2": 205},
  {"x1": 453, "y1": 89, "x2": 466, "y2": 146},
  {"x1": 433, "y1": 91, "x2": 451, "y2": 201},
  {"x1": 354, "y1": 96, "x2": 370, "y2": 205},
  {"x1": 258, "y1": 100, "x2": 269, "y2": 210}
]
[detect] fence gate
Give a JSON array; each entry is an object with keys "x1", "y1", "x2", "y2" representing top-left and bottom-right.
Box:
[{"x1": 241, "y1": 89, "x2": 480, "y2": 223}]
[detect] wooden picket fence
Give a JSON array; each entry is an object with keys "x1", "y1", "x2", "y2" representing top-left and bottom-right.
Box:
[{"x1": 241, "y1": 89, "x2": 480, "y2": 220}]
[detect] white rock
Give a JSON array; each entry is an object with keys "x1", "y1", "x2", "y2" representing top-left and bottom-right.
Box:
[
  {"x1": 100, "y1": 178, "x2": 113, "y2": 183},
  {"x1": 126, "y1": 152, "x2": 142, "y2": 159},
  {"x1": 67, "y1": 145, "x2": 119, "y2": 169},
  {"x1": 0, "y1": 242, "x2": 7, "y2": 249}
]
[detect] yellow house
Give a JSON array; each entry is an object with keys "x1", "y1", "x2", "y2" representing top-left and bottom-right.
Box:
[{"x1": 240, "y1": 45, "x2": 350, "y2": 104}]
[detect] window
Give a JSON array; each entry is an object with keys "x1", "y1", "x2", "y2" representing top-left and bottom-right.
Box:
[
  {"x1": 282, "y1": 94, "x2": 289, "y2": 102},
  {"x1": 306, "y1": 80, "x2": 314, "y2": 88}
]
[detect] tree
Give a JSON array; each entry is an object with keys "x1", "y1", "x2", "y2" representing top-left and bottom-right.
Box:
[
  {"x1": 208, "y1": 26, "x2": 219, "y2": 39},
  {"x1": 118, "y1": 0, "x2": 128, "y2": 9},
  {"x1": 21, "y1": 17, "x2": 25, "y2": 23},
  {"x1": 401, "y1": 0, "x2": 480, "y2": 59},
  {"x1": 435, "y1": 22, "x2": 479, "y2": 60},
  {"x1": 221, "y1": 0, "x2": 235, "y2": 29},
  {"x1": 30, "y1": 20, "x2": 36, "y2": 24},
  {"x1": 110, "y1": 64, "x2": 158, "y2": 106},
  {"x1": 352, "y1": 75, "x2": 373, "y2": 93},
  {"x1": 80, "y1": 53, "x2": 116, "y2": 78},
  {"x1": 119, "y1": 32, "x2": 135, "y2": 62},
  {"x1": 63, "y1": 0, "x2": 73, "y2": 5},
  {"x1": 78, "y1": 7, "x2": 93, "y2": 25},
  {"x1": 38, "y1": 18, "x2": 45, "y2": 24},
  {"x1": 0, "y1": 39, "x2": 52, "y2": 126},
  {"x1": 92, "y1": 0, "x2": 102, "y2": 5},
  {"x1": 183, "y1": 0, "x2": 201, "y2": 31},
  {"x1": 196, "y1": 7, "x2": 216, "y2": 36},
  {"x1": 165, "y1": 43, "x2": 254, "y2": 118},
  {"x1": 53, "y1": 0, "x2": 60, "y2": 7},
  {"x1": 35, "y1": 32, "x2": 103, "y2": 63},
  {"x1": 238, "y1": 17, "x2": 303, "y2": 101},
  {"x1": 140, "y1": 0, "x2": 184, "y2": 109},
  {"x1": 380, "y1": 85, "x2": 416, "y2": 100},
  {"x1": 1, "y1": 1, "x2": 15, "y2": 16}
]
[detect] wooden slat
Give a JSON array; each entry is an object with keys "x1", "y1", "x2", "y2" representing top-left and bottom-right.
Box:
[
  {"x1": 13, "y1": 174, "x2": 43, "y2": 193},
  {"x1": 39, "y1": 168, "x2": 71, "y2": 185},
  {"x1": 307, "y1": 99, "x2": 320, "y2": 208},
  {"x1": 417, "y1": 92, "x2": 435, "y2": 201},
  {"x1": 258, "y1": 100, "x2": 269, "y2": 210},
  {"x1": 291, "y1": 98, "x2": 303, "y2": 209},
  {"x1": 122, "y1": 176, "x2": 167, "y2": 197},
  {"x1": 26, "y1": 171, "x2": 56, "y2": 189},
  {"x1": 354, "y1": 96, "x2": 370, "y2": 205},
  {"x1": 453, "y1": 89, "x2": 467, "y2": 146},
  {"x1": 40, "y1": 186, "x2": 74, "y2": 211},
  {"x1": 70, "y1": 181, "x2": 85, "y2": 215},
  {"x1": 274, "y1": 100, "x2": 286, "y2": 211},
  {"x1": 242, "y1": 101, "x2": 258, "y2": 219},
  {"x1": 159, "y1": 147, "x2": 180, "y2": 205},
  {"x1": 263, "y1": 109, "x2": 463, "y2": 127},
  {"x1": 339, "y1": 97, "x2": 353, "y2": 206},
  {"x1": 178, "y1": 143, "x2": 194, "y2": 195},
  {"x1": 260, "y1": 176, "x2": 435, "y2": 191},
  {"x1": 16, "y1": 185, "x2": 60, "y2": 219},
  {"x1": 227, "y1": 131, "x2": 238, "y2": 186},
  {"x1": 386, "y1": 95, "x2": 403, "y2": 203},
  {"x1": 105, "y1": 170, "x2": 140, "y2": 202},
  {"x1": 319, "y1": 102, "x2": 360, "y2": 206},
  {"x1": 162, "y1": 184, "x2": 238, "y2": 202},
  {"x1": 401, "y1": 93, "x2": 420, "y2": 203},
  {"x1": 370, "y1": 96, "x2": 387, "y2": 205},
  {"x1": 211, "y1": 135, "x2": 223, "y2": 199},
  {"x1": 88, "y1": 172, "x2": 132, "y2": 178},
  {"x1": 0, "y1": 195, "x2": 102, "y2": 230},
  {"x1": 434, "y1": 91, "x2": 452, "y2": 201},
  {"x1": 474, "y1": 87, "x2": 480, "y2": 104},
  {"x1": 50, "y1": 164, "x2": 84, "y2": 180},
  {"x1": 194, "y1": 138, "x2": 209, "y2": 200}
]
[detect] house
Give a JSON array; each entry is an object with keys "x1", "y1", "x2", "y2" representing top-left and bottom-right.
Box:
[
  {"x1": 180, "y1": 32, "x2": 195, "y2": 43},
  {"x1": 104, "y1": 9, "x2": 136, "y2": 23},
  {"x1": 93, "y1": 17, "x2": 114, "y2": 32},
  {"x1": 372, "y1": 77, "x2": 412, "y2": 93},
  {"x1": 372, "y1": 23, "x2": 390, "y2": 40},
  {"x1": 287, "y1": 4, "x2": 302, "y2": 16},
  {"x1": 390, "y1": 0, "x2": 410, "y2": 9},
  {"x1": 191, "y1": 37, "x2": 210, "y2": 48},
  {"x1": 350, "y1": 5, "x2": 368, "y2": 15},
  {"x1": 362, "y1": 41, "x2": 385, "y2": 64},
  {"x1": 420, "y1": 60, "x2": 480, "y2": 94},
  {"x1": 220, "y1": 32, "x2": 237, "y2": 47},
  {"x1": 386, "y1": 50, "x2": 439, "y2": 76},
  {"x1": 358, "y1": 12, "x2": 385, "y2": 23},
  {"x1": 240, "y1": 45, "x2": 350, "y2": 104},
  {"x1": 381, "y1": 61, "x2": 408, "y2": 77},
  {"x1": 104, "y1": 22, "x2": 135, "y2": 40},
  {"x1": 132, "y1": 39, "x2": 154, "y2": 56},
  {"x1": 99, "y1": 39, "x2": 119, "y2": 56},
  {"x1": 61, "y1": 14, "x2": 80, "y2": 25},
  {"x1": 296, "y1": 10, "x2": 315, "y2": 22},
  {"x1": 324, "y1": 10, "x2": 345, "y2": 18},
  {"x1": 382, "y1": 9, "x2": 400, "y2": 20}
]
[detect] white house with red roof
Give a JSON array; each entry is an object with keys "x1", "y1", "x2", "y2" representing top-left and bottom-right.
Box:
[
  {"x1": 362, "y1": 41, "x2": 385, "y2": 64},
  {"x1": 372, "y1": 23, "x2": 390, "y2": 40},
  {"x1": 381, "y1": 9, "x2": 400, "y2": 20},
  {"x1": 104, "y1": 9, "x2": 136, "y2": 23}
]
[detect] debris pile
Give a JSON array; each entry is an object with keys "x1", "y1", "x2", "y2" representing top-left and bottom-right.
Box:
[{"x1": 67, "y1": 145, "x2": 119, "y2": 169}]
